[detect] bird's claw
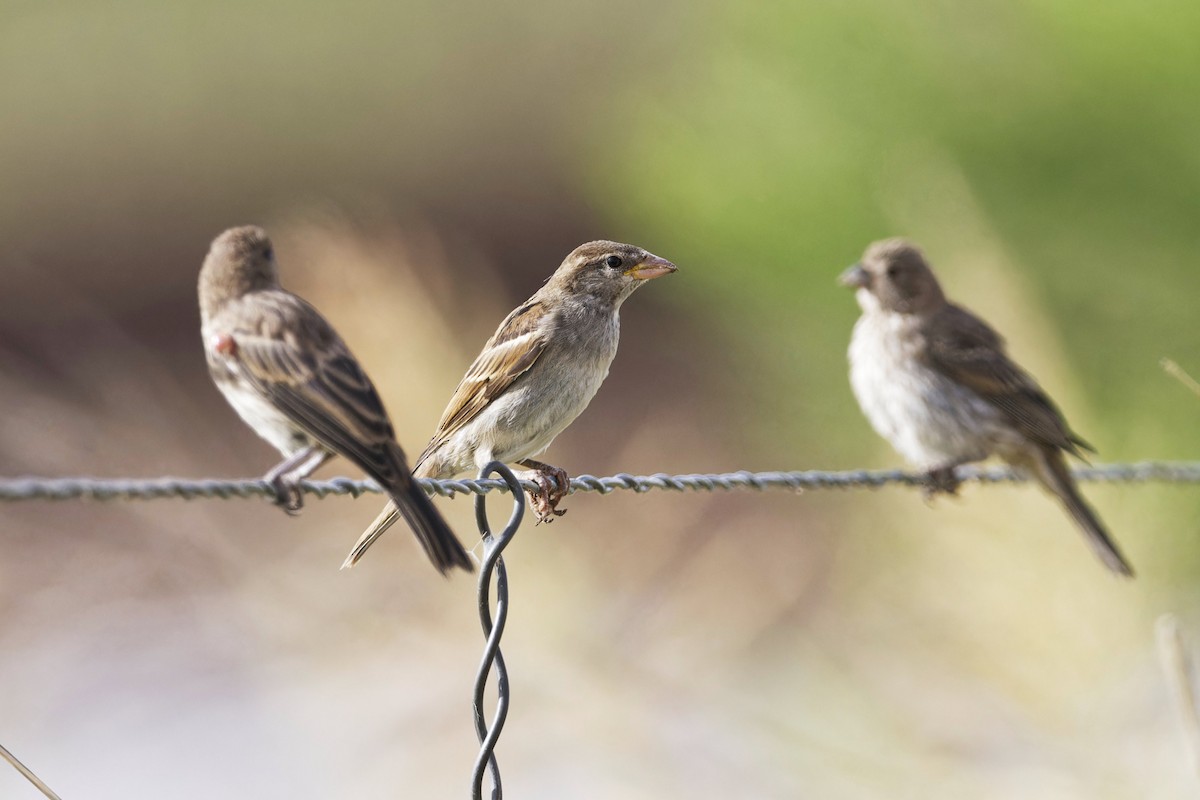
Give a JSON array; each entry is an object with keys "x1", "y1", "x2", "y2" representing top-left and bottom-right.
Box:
[
  {"x1": 268, "y1": 475, "x2": 304, "y2": 515},
  {"x1": 922, "y1": 465, "x2": 962, "y2": 501},
  {"x1": 528, "y1": 467, "x2": 570, "y2": 524}
]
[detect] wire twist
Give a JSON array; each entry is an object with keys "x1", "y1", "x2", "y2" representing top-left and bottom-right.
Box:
[
  {"x1": 470, "y1": 461, "x2": 524, "y2": 800},
  {"x1": 4, "y1": 460, "x2": 1200, "y2": 799},
  {"x1": 2, "y1": 461, "x2": 1199, "y2": 503}
]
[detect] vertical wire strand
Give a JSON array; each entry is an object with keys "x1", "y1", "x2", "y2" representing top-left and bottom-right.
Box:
[{"x1": 470, "y1": 461, "x2": 525, "y2": 800}]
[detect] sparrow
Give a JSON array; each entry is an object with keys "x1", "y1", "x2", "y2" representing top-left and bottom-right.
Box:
[
  {"x1": 342, "y1": 240, "x2": 677, "y2": 568},
  {"x1": 198, "y1": 225, "x2": 472, "y2": 575},
  {"x1": 841, "y1": 238, "x2": 1133, "y2": 577}
]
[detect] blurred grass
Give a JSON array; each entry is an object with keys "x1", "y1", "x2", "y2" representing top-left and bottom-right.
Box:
[{"x1": 585, "y1": 0, "x2": 1200, "y2": 461}]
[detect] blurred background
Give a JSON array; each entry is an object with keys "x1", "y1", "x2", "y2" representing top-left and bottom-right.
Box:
[{"x1": 2, "y1": 1, "x2": 1199, "y2": 797}]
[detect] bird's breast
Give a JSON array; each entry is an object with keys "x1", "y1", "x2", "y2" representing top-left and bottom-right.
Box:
[
  {"x1": 476, "y1": 315, "x2": 620, "y2": 462},
  {"x1": 849, "y1": 312, "x2": 1004, "y2": 466}
]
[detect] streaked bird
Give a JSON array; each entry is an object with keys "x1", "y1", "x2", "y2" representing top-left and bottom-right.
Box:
[
  {"x1": 199, "y1": 225, "x2": 472, "y2": 575},
  {"x1": 343, "y1": 239, "x2": 677, "y2": 568},
  {"x1": 841, "y1": 238, "x2": 1133, "y2": 577}
]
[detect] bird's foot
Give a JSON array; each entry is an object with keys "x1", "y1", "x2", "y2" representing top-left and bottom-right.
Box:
[
  {"x1": 261, "y1": 446, "x2": 328, "y2": 516},
  {"x1": 268, "y1": 474, "x2": 304, "y2": 515},
  {"x1": 922, "y1": 465, "x2": 962, "y2": 501},
  {"x1": 520, "y1": 462, "x2": 570, "y2": 524}
]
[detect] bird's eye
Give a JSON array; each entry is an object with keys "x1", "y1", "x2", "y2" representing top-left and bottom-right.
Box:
[
  {"x1": 263, "y1": 246, "x2": 274, "y2": 260},
  {"x1": 886, "y1": 265, "x2": 899, "y2": 278},
  {"x1": 605, "y1": 255, "x2": 623, "y2": 269}
]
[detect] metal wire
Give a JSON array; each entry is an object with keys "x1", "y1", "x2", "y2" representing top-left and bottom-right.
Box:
[
  {"x1": 3, "y1": 460, "x2": 1199, "y2": 798},
  {"x1": 1, "y1": 461, "x2": 1199, "y2": 503},
  {"x1": 470, "y1": 461, "x2": 525, "y2": 800}
]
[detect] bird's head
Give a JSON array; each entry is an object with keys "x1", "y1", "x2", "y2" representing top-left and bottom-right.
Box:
[
  {"x1": 199, "y1": 225, "x2": 281, "y2": 315},
  {"x1": 548, "y1": 240, "x2": 677, "y2": 309},
  {"x1": 840, "y1": 238, "x2": 945, "y2": 315}
]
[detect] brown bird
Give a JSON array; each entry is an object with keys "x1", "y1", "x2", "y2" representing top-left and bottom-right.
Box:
[
  {"x1": 841, "y1": 238, "x2": 1133, "y2": 577},
  {"x1": 342, "y1": 240, "x2": 677, "y2": 568},
  {"x1": 198, "y1": 225, "x2": 472, "y2": 575}
]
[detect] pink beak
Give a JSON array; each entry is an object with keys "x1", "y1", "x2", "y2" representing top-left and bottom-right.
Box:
[{"x1": 626, "y1": 253, "x2": 678, "y2": 280}]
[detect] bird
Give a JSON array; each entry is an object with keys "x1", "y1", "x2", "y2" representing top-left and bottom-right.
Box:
[
  {"x1": 841, "y1": 238, "x2": 1133, "y2": 577},
  {"x1": 198, "y1": 225, "x2": 472, "y2": 575},
  {"x1": 341, "y1": 239, "x2": 678, "y2": 568}
]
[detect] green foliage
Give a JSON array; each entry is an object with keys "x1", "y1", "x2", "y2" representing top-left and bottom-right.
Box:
[{"x1": 585, "y1": 0, "x2": 1200, "y2": 466}]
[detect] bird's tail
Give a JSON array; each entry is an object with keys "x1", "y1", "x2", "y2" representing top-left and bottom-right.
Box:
[
  {"x1": 341, "y1": 445, "x2": 473, "y2": 574},
  {"x1": 1032, "y1": 447, "x2": 1134, "y2": 578},
  {"x1": 342, "y1": 500, "x2": 400, "y2": 569}
]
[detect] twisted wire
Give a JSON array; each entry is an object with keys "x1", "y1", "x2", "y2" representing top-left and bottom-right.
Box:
[
  {"x1": 470, "y1": 461, "x2": 524, "y2": 800},
  {"x1": 4, "y1": 460, "x2": 1199, "y2": 800},
  {"x1": 1, "y1": 461, "x2": 1199, "y2": 503}
]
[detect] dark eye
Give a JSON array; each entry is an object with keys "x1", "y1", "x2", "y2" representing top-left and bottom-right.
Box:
[
  {"x1": 263, "y1": 246, "x2": 274, "y2": 261},
  {"x1": 605, "y1": 255, "x2": 623, "y2": 269},
  {"x1": 886, "y1": 265, "x2": 899, "y2": 278}
]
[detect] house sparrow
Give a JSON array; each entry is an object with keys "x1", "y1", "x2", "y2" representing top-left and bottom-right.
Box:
[
  {"x1": 199, "y1": 225, "x2": 472, "y2": 575},
  {"x1": 342, "y1": 240, "x2": 677, "y2": 568},
  {"x1": 841, "y1": 238, "x2": 1133, "y2": 577}
]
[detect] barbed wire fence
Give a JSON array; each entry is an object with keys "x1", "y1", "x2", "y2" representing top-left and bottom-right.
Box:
[{"x1": 4, "y1": 459, "x2": 1200, "y2": 799}]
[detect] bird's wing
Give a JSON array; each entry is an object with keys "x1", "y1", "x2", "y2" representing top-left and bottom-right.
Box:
[
  {"x1": 418, "y1": 299, "x2": 551, "y2": 460},
  {"x1": 226, "y1": 295, "x2": 405, "y2": 480},
  {"x1": 923, "y1": 303, "x2": 1092, "y2": 455}
]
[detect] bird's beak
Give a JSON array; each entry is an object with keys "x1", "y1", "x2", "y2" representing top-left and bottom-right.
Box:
[
  {"x1": 626, "y1": 254, "x2": 677, "y2": 280},
  {"x1": 839, "y1": 263, "x2": 870, "y2": 289}
]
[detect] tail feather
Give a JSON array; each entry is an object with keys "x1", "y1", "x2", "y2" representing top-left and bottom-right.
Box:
[
  {"x1": 1032, "y1": 448, "x2": 1134, "y2": 578},
  {"x1": 342, "y1": 501, "x2": 399, "y2": 569},
  {"x1": 342, "y1": 445, "x2": 473, "y2": 574},
  {"x1": 390, "y1": 478, "x2": 473, "y2": 575}
]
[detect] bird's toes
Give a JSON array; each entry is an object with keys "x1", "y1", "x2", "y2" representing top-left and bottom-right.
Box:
[
  {"x1": 922, "y1": 466, "x2": 962, "y2": 499},
  {"x1": 549, "y1": 467, "x2": 571, "y2": 498},
  {"x1": 269, "y1": 476, "x2": 305, "y2": 515},
  {"x1": 529, "y1": 472, "x2": 568, "y2": 525},
  {"x1": 528, "y1": 490, "x2": 552, "y2": 524}
]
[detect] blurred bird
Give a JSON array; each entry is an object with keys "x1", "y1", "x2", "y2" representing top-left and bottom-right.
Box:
[
  {"x1": 841, "y1": 238, "x2": 1133, "y2": 577},
  {"x1": 198, "y1": 225, "x2": 472, "y2": 575},
  {"x1": 342, "y1": 240, "x2": 677, "y2": 568}
]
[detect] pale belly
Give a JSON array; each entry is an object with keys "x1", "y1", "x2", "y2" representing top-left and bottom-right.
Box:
[
  {"x1": 202, "y1": 309, "x2": 315, "y2": 459},
  {"x1": 425, "y1": 339, "x2": 615, "y2": 477},
  {"x1": 212, "y1": 371, "x2": 312, "y2": 457},
  {"x1": 848, "y1": 317, "x2": 1010, "y2": 468}
]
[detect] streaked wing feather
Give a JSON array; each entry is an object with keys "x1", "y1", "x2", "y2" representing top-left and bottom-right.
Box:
[
  {"x1": 233, "y1": 328, "x2": 400, "y2": 481},
  {"x1": 925, "y1": 304, "x2": 1082, "y2": 454},
  {"x1": 421, "y1": 301, "x2": 550, "y2": 457}
]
